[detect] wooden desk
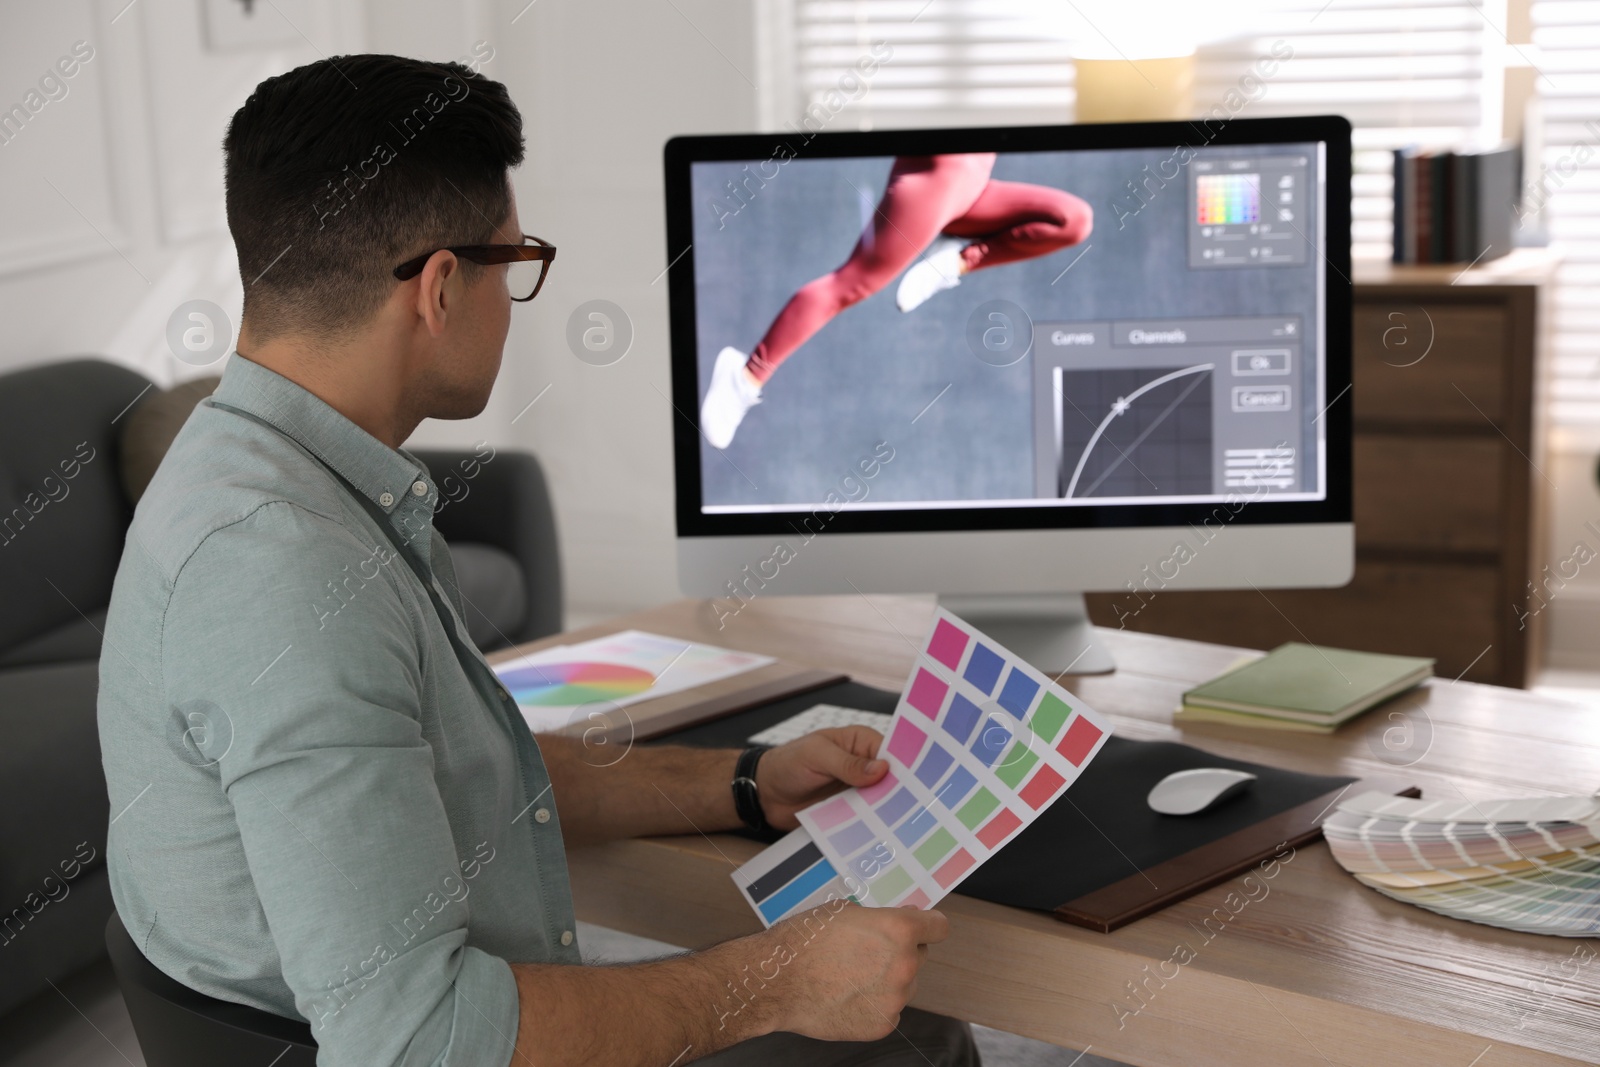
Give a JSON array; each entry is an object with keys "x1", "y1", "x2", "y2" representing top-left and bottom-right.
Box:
[{"x1": 502, "y1": 595, "x2": 1600, "y2": 1066}]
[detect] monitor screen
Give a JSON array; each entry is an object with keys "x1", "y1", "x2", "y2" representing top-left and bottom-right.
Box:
[{"x1": 665, "y1": 118, "x2": 1351, "y2": 538}]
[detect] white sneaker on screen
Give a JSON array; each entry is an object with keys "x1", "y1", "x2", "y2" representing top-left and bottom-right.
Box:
[
  {"x1": 700, "y1": 346, "x2": 762, "y2": 449},
  {"x1": 896, "y1": 236, "x2": 967, "y2": 312}
]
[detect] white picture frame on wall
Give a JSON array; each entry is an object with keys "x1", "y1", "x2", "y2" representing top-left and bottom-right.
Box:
[{"x1": 200, "y1": 0, "x2": 306, "y2": 51}]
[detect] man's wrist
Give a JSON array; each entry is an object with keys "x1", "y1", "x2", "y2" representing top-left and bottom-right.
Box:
[{"x1": 701, "y1": 929, "x2": 787, "y2": 1041}]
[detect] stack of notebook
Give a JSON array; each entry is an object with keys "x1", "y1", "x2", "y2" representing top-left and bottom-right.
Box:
[
  {"x1": 1324, "y1": 792, "x2": 1600, "y2": 936},
  {"x1": 1176, "y1": 643, "x2": 1433, "y2": 733}
]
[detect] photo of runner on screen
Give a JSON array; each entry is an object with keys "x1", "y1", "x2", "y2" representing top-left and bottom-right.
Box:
[{"x1": 700, "y1": 152, "x2": 1094, "y2": 449}]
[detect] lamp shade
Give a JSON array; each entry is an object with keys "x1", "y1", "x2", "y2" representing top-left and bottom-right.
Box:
[{"x1": 1074, "y1": 54, "x2": 1195, "y2": 123}]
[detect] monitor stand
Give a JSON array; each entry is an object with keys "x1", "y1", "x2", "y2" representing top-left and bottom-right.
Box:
[{"x1": 936, "y1": 592, "x2": 1116, "y2": 675}]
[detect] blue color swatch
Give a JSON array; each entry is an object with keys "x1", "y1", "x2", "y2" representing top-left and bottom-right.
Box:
[
  {"x1": 934, "y1": 766, "x2": 978, "y2": 808},
  {"x1": 876, "y1": 786, "x2": 918, "y2": 826},
  {"x1": 942, "y1": 693, "x2": 982, "y2": 743},
  {"x1": 914, "y1": 742, "x2": 955, "y2": 788},
  {"x1": 971, "y1": 717, "x2": 1012, "y2": 765},
  {"x1": 963, "y1": 643, "x2": 1004, "y2": 695},
  {"x1": 894, "y1": 805, "x2": 938, "y2": 847},
  {"x1": 756, "y1": 857, "x2": 840, "y2": 923},
  {"x1": 996, "y1": 668, "x2": 1041, "y2": 719}
]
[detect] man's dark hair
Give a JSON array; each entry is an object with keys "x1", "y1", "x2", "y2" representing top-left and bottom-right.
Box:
[{"x1": 224, "y1": 53, "x2": 524, "y2": 341}]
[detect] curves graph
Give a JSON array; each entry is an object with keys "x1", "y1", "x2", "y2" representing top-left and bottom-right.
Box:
[{"x1": 1060, "y1": 363, "x2": 1215, "y2": 499}]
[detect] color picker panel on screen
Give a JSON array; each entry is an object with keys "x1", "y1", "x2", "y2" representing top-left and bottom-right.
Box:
[
  {"x1": 1196, "y1": 172, "x2": 1261, "y2": 225},
  {"x1": 794, "y1": 609, "x2": 1112, "y2": 911}
]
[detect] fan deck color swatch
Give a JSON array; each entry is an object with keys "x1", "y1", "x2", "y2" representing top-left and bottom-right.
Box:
[
  {"x1": 1323, "y1": 791, "x2": 1600, "y2": 937},
  {"x1": 732, "y1": 609, "x2": 1112, "y2": 924}
]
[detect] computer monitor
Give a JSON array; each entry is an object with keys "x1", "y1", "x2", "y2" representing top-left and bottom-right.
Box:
[{"x1": 664, "y1": 116, "x2": 1352, "y2": 673}]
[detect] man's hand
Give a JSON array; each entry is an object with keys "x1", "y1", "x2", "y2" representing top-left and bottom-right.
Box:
[
  {"x1": 761, "y1": 903, "x2": 949, "y2": 1041},
  {"x1": 755, "y1": 726, "x2": 887, "y2": 829}
]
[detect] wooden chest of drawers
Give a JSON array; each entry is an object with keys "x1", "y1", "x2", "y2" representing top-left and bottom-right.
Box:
[{"x1": 1087, "y1": 253, "x2": 1554, "y2": 687}]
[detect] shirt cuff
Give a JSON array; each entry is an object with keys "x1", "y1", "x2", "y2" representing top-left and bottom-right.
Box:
[{"x1": 438, "y1": 947, "x2": 521, "y2": 1067}]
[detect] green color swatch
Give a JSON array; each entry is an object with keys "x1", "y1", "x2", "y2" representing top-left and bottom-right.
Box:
[
  {"x1": 869, "y1": 865, "x2": 913, "y2": 902},
  {"x1": 1029, "y1": 693, "x2": 1073, "y2": 743},
  {"x1": 994, "y1": 743, "x2": 1040, "y2": 788},
  {"x1": 913, "y1": 828, "x2": 958, "y2": 868},
  {"x1": 956, "y1": 787, "x2": 1000, "y2": 830}
]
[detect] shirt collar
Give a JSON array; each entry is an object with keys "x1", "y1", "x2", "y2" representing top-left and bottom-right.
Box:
[{"x1": 210, "y1": 351, "x2": 427, "y2": 513}]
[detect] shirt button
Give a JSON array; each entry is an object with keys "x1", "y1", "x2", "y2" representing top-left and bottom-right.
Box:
[
  {"x1": 378, "y1": 491, "x2": 394, "y2": 507},
  {"x1": 411, "y1": 480, "x2": 428, "y2": 496},
  {"x1": 534, "y1": 807, "x2": 551, "y2": 824},
  {"x1": 560, "y1": 930, "x2": 574, "y2": 947}
]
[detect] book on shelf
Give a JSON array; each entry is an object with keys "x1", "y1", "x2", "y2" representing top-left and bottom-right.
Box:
[{"x1": 1391, "y1": 144, "x2": 1519, "y2": 266}]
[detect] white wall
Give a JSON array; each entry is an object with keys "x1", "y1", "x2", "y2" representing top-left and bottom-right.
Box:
[
  {"x1": 1542, "y1": 430, "x2": 1600, "y2": 670},
  {"x1": 0, "y1": 0, "x2": 761, "y2": 625},
  {"x1": 463, "y1": 0, "x2": 762, "y2": 620},
  {"x1": 0, "y1": 0, "x2": 364, "y2": 385}
]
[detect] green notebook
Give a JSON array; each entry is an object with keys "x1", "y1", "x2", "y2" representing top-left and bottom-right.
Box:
[{"x1": 1181, "y1": 643, "x2": 1434, "y2": 726}]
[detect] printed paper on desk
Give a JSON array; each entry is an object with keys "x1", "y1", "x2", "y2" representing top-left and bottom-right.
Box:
[
  {"x1": 732, "y1": 609, "x2": 1112, "y2": 923},
  {"x1": 491, "y1": 630, "x2": 774, "y2": 734}
]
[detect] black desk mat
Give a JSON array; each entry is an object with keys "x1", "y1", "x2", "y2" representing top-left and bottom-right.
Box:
[{"x1": 660, "y1": 680, "x2": 1375, "y2": 930}]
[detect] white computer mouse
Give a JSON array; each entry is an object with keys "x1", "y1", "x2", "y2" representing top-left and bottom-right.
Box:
[{"x1": 1146, "y1": 767, "x2": 1258, "y2": 816}]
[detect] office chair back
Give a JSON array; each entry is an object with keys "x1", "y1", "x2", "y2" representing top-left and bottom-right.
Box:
[{"x1": 105, "y1": 913, "x2": 318, "y2": 1066}]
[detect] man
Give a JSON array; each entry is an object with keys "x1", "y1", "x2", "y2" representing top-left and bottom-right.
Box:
[{"x1": 97, "y1": 54, "x2": 976, "y2": 1067}]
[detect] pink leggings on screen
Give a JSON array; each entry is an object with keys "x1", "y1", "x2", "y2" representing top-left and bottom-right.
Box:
[{"x1": 745, "y1": 153, "x2": 1094, "y2": 382}]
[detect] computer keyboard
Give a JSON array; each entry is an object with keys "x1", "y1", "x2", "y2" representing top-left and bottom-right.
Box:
[{"x1": 747, "y1": 704, "x2": 894, "y2": 747}]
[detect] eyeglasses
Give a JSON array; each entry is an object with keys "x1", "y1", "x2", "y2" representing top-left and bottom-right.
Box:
[{"x1": 392, "y1": 233, "x2": 556, "y2": 302}]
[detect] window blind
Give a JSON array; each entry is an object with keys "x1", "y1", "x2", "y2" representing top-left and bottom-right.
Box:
[
  {"x1": 1532, "y1": 1, "x2": 1600, "y2": 425},
  {"x1": 786, "y1": 1, "x2": 1600, "y2": 424},
  {"x1": 787, "y1": 0, "x2": 1490, "y2": 260}
]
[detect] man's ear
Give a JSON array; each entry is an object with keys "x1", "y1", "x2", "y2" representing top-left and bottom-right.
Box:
[{"x1": 413, "y1": 251, "x2": 460, "y2": 338}]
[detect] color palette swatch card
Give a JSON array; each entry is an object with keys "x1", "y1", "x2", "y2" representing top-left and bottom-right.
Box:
[
  {"x1": 733, "y1": 609, "x2": 1112, "y2": 925},
  {"x1": 733, "y1": 827, "x2": 854, "y2": 927}
]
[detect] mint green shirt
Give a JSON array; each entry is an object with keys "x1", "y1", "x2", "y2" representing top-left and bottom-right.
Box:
[{"x1": 98, "y1": 352, "x2": 579, "y2": 1067}]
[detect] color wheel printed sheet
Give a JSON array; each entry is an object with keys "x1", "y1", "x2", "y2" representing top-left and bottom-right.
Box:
[
  {"x1": 490, "y1": 630, "x2": 774, "y2": 733},
  {"x1": 733, "y1": 609, "x2": 1112, "y2": 926}
]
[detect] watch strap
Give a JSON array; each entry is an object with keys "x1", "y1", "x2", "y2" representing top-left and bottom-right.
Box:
[{"x1": 732, "y1": 745, "x2": 771, "y2": 833}]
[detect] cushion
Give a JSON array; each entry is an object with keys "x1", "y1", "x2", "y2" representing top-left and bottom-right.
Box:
[
  {"x1": 449, "y1": 543, "x2": 527, "y2": 652},
  {"x1": 0, "y1": 359, "x2": 153, "y2": 658},
  {"x1": 0, "y1": 608, "x2": 107, "y2": 670},
  {"x1": 119, "y1": 376, "x2": 221, "y2": 505}
]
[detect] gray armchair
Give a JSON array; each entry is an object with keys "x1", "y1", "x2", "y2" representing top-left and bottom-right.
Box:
[
  {"x1": 0, "y1": 358, "x2": 142, "y2": 1019},
  {"x1": 0, "y1": 357, "x2": 562, "y2": 1018},
  {"x1": 416, "y1": 445, "x2": 564, "y2": 651}
]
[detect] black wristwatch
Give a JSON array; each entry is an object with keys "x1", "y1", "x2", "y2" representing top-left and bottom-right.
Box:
[{"x1": 732, "y1": 745, "x2": 771, "y2": 833}]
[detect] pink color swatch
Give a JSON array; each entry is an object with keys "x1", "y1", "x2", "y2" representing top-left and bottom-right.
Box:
[
  {"x1": 1057, "y1": 716, "x2": 1104, "y2": 766},
  {"x1": 926, "y1": 618, "x2": 970, "y2": 670},
  {"x1": 906, "y1": 668, "x2": 949, "y2": 719},
  {"x1": 899, "y1": 889, "x2": 931, "y2": 909},
  {"x1": 859, "y1": 768, "x2": 898, "y2": 805},
  {"x1": 809, "y1": 794, "x2": 857, "y2": 831},
  {"x1": 887, "y1": 718, "x2": 928, "y2": 766}
]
